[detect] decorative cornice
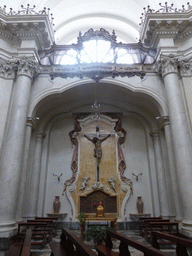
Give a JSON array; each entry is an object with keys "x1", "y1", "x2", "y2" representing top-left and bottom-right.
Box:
[
  {"x1": 0, "y1": 4, "x2": 55, "y2": 50},
  {"x1": 140, "y1": 3, "x2": 192, "y2": 47},
  {"x1": 150, "y1": 130, "x2": 160, "y2": 137},
  {"x1": 154, "y1": 54, "x2": 178, "y2": 77},
  {"x1": 26, "y1": 117, "x2": 37, "y2": 130},
  {"x1": 158, "y1": 116, "x2": 170, "y2": 129},
  {"x1": 49, "y1": 63, "x2": 146, "y2": 82}
]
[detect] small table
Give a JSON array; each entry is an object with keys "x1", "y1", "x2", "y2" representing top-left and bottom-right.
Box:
[
  {"x1": 129, "y1": 213, "x2": 151, "y2": 221},
  {"x1": 47, "y1": 213, "x2": 67, "y2": 221}
]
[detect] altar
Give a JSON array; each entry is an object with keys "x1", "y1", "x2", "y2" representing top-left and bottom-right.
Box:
[{"x1": 86, "y1": 213, "x2": 118, "y2": 231}]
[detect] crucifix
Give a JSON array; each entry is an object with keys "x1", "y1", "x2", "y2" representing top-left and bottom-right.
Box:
[{"x1": 84, "y1": 126, "x2": 111, "y2": 182}]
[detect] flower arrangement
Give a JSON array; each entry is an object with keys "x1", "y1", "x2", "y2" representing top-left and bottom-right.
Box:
[
  {"x1": 94, "y1": 201, "x2": 104, "y2": 207},
  {"x1": 78, "y1": 212, "x2": 87, "y2": 226}
]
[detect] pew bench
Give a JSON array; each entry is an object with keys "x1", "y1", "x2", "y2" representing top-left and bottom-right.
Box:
[
  {"x1": 143, "y1": 219, "x2": 170, "y2": 240},
  {"x1": 95, "y1": 229, "x2": 170, "y2": 256},
  {"x1": 27, "y1": 219, "x2": 54, "y2": 241},
  {"x1": 34, "y1": 217, "x2": 58, "y2": 236},
  {"x1": 50, "y1": 227, "x2": 97, "y2": 256},
  {"x1": 6, "y1": 229, "x2": 36, "y2": 256},
  {"x1": 145, "y1": 221, "x2": 179, "y2": 243},
  {"x1": 49, "y1": 240, "x2": 66, "y2": 256},
  {"x1": 17, "y1": 222, "x2": 48, "y2": 249},
  {"x1": 139, "y1": 217, "x2": 162, "y2": 236},
  {"x1": 152, "y1": 231, "x2": 192, "y2": 256}
]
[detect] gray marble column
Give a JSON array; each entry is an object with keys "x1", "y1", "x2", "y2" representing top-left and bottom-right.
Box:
[
  {"x1": 0, "y1": 57, "x2": 39, "y2": 235},
  {"x1": 160, "y1": 116, "x2": 182, "y2": 220},
  {"x1": 15, "y1": 118, "x2": 36, "y2": 220},
  {"x1": 157, "y1": 55, "x2": 192, "y2": 234},
  {"x1": 28, "y1": 132, "x2": 45, "y2": 217},
  {"x1": 150, "y1": 130, "x2": 169, "y2": 217}
]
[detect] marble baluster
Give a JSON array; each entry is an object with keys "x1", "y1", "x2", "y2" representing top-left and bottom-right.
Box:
[
  {"x1": 28, "y1": 132, "x2": 45, "y2": 217},
  {"x1": 150, "y1": 130, "x2": 169, "y2": 217},
  {"x1": 0, "y1": 57, "x2": 39, "y2": 235},
  {"x1": 158, "y1": 55, "x2": 192, "y2": 234}
]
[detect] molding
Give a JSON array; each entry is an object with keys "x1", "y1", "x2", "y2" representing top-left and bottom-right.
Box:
[
  {"x1": 0, "y1": 5, "x2": 55, "y2": 50},
  {"x1": 140, "y1": 3, "x2": 192, "y2": 48}
]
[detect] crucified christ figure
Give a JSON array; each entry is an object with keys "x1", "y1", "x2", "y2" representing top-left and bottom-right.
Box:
[{"x1": 84, "y1": 134, "x2": 111, "y2": 166}]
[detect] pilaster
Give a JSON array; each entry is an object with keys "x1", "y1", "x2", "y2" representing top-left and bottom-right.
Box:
[
  {"x1": 150, "y1": 130, "x2": 169, "y2": 217},
  {"x1": 159, "y1": 116, "x2": 182, "y2": 219},
  {"x1": 28, "y1": 132, "x2": 46, "y2": 217}
]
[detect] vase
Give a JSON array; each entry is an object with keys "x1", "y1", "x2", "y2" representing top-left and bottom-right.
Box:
[
  {"x1": 96, "y1": 202, "x2": 104, "y2": 217},
  {"x1": 53, "y1": 196, "x2": 60, "y2": 214},
  {"x1": 137, "y1": 196, "x2": 143, "y2": 214}
]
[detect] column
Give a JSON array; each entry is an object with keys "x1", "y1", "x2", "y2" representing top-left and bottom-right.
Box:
[
  {"x1": 15, "y1": 118, "x2": 36, "y2": 220},
  {"x1": 160, "y1": 116, "x2": 182, "y2": 220},
  {"x1": 158, "y1": 55, "x2": 192, "y2": 234},
  {"x1": 28, "y1": 132, "x2": 45, "y2": 217},
  {"x1": 0, "y1": 57, "x2": 39, "y2": 235},
  {"x1": 150, "y1": 131, "x2": 169, "y2": 217}
]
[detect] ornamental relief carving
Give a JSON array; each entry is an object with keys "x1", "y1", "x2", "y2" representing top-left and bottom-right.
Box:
[
  {"x1": 154, "y1": 55, "x2": 178, "y2": 77},
  {"x1": 0, "y1": 56, "x2": 40, "y2": 79},
  {"x1": 0, "y1": 59, "x2": 15, "y2": 78},
  {"x1": 155, "y1": 55, "x2": 192, "y2": 77}
]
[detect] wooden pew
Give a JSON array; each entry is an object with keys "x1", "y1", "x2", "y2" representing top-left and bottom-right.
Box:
[
  {"x1": 143, "y1": 219, "x2": 170, "y2": 241},
  {"x1": 6, "y1": 229, "x2": 35, "y2": 256},
  {"x1": 95, "y1": 229, "x2": 170, "y2": 256},
  {"x1": 34, "y1": 217, "x2": 58, "y2": 236},
  {"x1": 152, "y1": 231, "x2": 192, "y2": 256},
  {"x1": 17, "y1": 222, "x2": 48, "y2": 249},
  {"x1": 50, "y1": 227, "x2": 97, "y2": 256},
  {"x1": 139, "y1": 217, "x2": 163, "y2": 236},
  {"x1": 146, "y1": 221, "x2": 179, "y2": 243},
  {"x1": 27, "y1": 219, "x2": 54, "y2": 241}
]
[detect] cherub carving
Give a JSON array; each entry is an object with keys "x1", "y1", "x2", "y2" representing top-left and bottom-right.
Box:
[{"x1": 79, "y1": 177, "x2": 90, "y2": 191}]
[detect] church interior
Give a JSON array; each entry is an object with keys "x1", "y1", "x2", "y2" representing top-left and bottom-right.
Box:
[{"x1": 1, "y1": 0, "x2": 192, "y2": 254}]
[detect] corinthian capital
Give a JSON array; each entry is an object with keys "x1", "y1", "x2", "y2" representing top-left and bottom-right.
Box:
[
  {"x1": 0, "y1": 59, "x2": 16, "y2": 79},
  {"x1": 14, "y1": 56, "x2": 41, "y2": 79},
  {"x1": 177, "y1": 56, "x2": 192, "y2": 77},
  {"x1": 154, "y1": 54, "x2": 178, "y2": 77}
]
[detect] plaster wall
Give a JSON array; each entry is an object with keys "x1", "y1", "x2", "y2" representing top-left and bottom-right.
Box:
[
  {"x1": 40, "y1": 117, "x2": 74, "y2": 221},
  {"x1": 122, "y1": 115, "x2": 156, "y2": 219}
]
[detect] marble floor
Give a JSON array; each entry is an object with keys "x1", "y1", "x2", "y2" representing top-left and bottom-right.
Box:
[{"x1": 1, "y1": 229, "x2": 178, "y2": 256}]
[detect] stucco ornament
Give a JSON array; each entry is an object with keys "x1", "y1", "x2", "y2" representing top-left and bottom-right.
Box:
[
  {"x1": 79, "y1": 177, "x2": 90, "y2": 191},
  {"x1": 108, "y1": 176, "x2": 117, "y2": 192},
  {"x1": 154, "y1": 54, "x2": 179, "y2": 77},
  {"x1": 92, "y1": 182, "x2": 104, "y2": 190}
]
